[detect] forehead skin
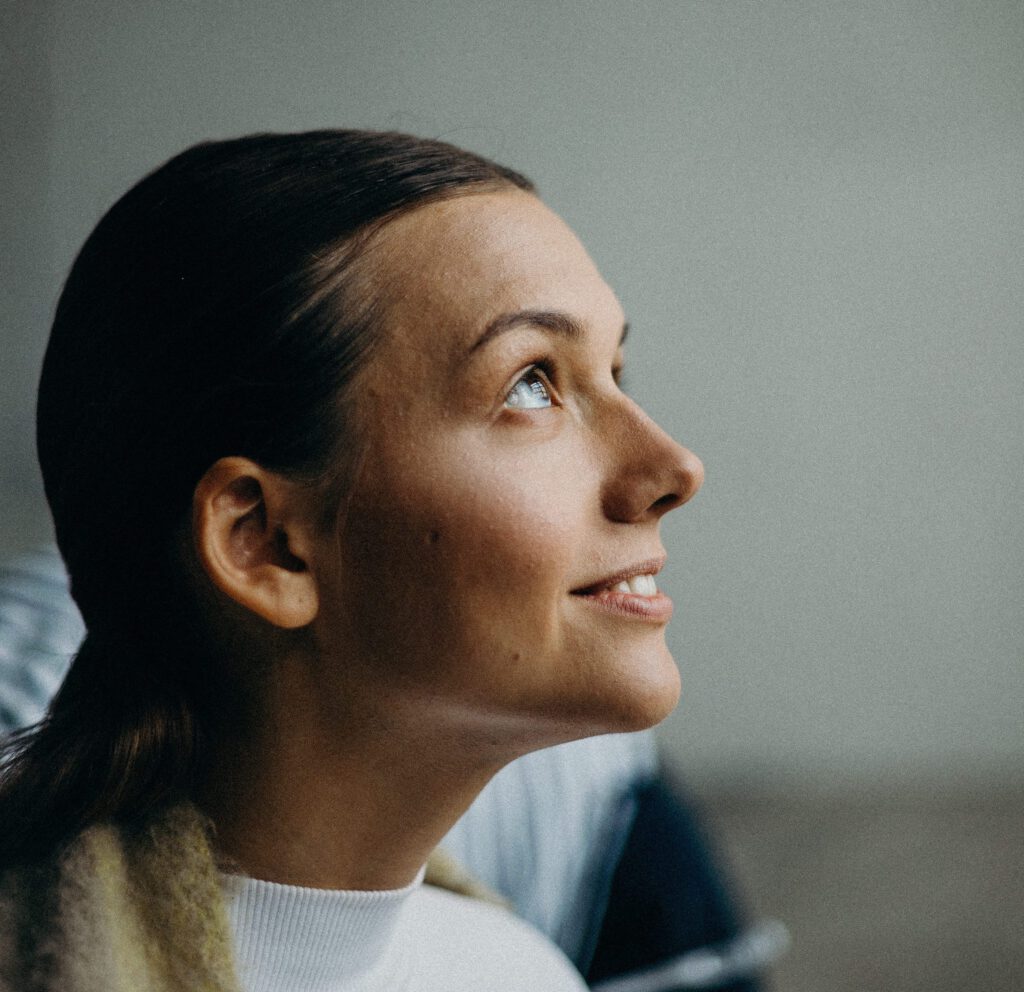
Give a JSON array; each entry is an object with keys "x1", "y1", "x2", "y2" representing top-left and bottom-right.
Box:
[{"x1": 357, "y1": 189, "x2": 626, "y2": 371}]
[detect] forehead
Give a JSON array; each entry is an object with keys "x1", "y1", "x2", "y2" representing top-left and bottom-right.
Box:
[{"x1": 359, "y1": 189, "x2": 624, "y2": 358}]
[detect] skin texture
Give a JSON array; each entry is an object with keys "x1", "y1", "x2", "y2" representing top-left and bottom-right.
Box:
[{"x1": 194, "y1": 189, "x2": 704, "y2": 890}]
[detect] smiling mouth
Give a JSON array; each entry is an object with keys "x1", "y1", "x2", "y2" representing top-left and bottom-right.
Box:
[
  {"x1": 570, "y1": 560, "x2": 673, "y2": 622},
  {"x1": 605, "y1": 573, "x2": 658, "y2": 596},
  {"x1": 571, "y1": 556, "x2": 666, "y2": 597}
]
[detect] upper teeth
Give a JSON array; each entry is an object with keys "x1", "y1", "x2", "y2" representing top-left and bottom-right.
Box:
[{"x1": 612, "y1": 574, "x2": 657, "y2": 596}]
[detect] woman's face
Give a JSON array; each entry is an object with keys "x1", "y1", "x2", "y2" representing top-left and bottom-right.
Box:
[{"x1": 313, "y1": 189, "x2": 703, "y2": 753}]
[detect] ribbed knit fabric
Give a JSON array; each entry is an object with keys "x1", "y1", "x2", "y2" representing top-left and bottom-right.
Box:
[
  {"x1": 221, "y1": 866, "x2": 589, "y2": 992},
  {"x1": 222, "y1": 868, "x2": 423, "y2": 991}
]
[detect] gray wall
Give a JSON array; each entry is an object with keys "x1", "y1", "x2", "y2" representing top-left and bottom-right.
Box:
[{"x1": 3, "y1": 0, "x2": 1022, "y2": 786}]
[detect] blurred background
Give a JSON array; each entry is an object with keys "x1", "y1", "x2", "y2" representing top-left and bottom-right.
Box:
[{"x1": 2, "y1": 1, "x2": 1022, "y2": 987}]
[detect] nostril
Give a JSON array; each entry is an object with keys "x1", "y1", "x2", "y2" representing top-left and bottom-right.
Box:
[
  {"x1": 651, "y1": 492, "x2": 681, "y2": 513},
  {"x1": 648, "y1": 447, "x2": 702, "y2": 518}
]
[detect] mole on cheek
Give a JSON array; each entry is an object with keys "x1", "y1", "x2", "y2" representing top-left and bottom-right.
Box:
[{"x1": 425, "y1": 530, "x2": 442, "y2": 545}]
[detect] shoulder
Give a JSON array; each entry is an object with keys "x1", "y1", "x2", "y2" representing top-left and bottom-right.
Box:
[{"x1": 403, "y1": 885, "x2": 588, "y2": 991}]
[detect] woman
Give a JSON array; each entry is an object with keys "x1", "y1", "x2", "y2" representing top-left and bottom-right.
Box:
[{"x1": 0, "y1": 130, "x2": 703, "y2": 991}]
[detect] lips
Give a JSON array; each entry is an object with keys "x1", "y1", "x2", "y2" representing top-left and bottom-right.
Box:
[
  {"x1": 570, "y1": 556, "x2": 667, "y2": 597},
  {"x1": 569, "y1": 556, "x2": 674, "y2": 623}
]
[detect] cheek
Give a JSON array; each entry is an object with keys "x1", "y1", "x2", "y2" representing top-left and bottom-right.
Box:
[{"x1": 339, "y1": 445, "x2": 584, "y2": 664}]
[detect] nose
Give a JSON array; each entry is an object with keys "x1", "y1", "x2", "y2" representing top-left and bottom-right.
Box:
[{"x1": 600, "y1": 401, "x2": 704, "y2": 524}]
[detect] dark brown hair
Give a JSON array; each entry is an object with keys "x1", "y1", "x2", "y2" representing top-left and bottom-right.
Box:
[{"x1": 0, "y1": 129, "x2": 532, "y2": 864}]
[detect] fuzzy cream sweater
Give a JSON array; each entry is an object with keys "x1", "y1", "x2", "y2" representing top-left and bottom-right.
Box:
[
  {"x1": 0, "y1": 805, "x2": 241, "y2": 991},
  {"x1": 0, "y1": 805, "x2": 569, "y2": 992}
]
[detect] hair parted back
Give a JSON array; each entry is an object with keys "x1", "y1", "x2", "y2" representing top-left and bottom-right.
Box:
[{"x1": 0, "y1": 129, "x2": 533, "y2": 864}]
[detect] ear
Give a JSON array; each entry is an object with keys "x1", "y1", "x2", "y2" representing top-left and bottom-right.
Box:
[{"x1": 193, "y1": 457, "x2": 319, "y2": 629}]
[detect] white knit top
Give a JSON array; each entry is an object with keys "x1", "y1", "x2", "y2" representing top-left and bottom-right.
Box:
[{"x1": 220, "y1": 868, "x2": 588, "y2": 992}]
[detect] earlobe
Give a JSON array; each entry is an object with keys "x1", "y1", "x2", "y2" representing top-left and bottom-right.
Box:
[{"x1": 193, "y1": 457, "x2": 319, "y2": 629}]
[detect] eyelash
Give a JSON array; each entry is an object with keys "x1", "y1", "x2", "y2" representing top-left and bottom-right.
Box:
[
  {"x1": 501, "y1": 357, "x2": 628, "y2": 410},
  {"x1": 504, "y1": 362, "x2": 558, "y2": 410}
]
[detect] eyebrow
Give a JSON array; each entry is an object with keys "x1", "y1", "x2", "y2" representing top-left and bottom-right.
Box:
[{"x1": 469, "y1": 309, "x2": 630, "y2": 354}]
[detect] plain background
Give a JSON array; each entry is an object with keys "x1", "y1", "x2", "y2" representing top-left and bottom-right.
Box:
[{"x1": 2, "y1": 1, "x2": 1022, "y2": 791}]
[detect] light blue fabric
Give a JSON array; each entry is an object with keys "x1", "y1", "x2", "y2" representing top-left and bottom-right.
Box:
[
  {"x1": 441, "y1": 732, "x2": 656, "y2": 963},
  {"x1": 0, "y1": 545, "x2": 656, "y2": 962},
  {"x1": 0, "y1": 547, "x2": 84, "y2": 732}
]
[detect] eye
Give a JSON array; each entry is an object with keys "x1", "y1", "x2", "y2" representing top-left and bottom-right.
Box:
[{"x1": 504, "y1": 366, "x2": 554, "y2": 410}]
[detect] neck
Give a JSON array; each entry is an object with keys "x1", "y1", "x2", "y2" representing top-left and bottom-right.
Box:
[{"x1": 196, "y1": 677, "x2": 513, "y2": 890}]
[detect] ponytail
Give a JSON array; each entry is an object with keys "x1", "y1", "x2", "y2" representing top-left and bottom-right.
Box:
[{"x1": 0, "y1": 631, "x2": 201, "y2": 865}]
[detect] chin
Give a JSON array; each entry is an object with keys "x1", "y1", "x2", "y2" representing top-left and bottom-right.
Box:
[
  {"x1": 562, "y1": 645, "x2": 683, "y2": 741},
  {"x1": 611, "y1": 652, "x2": 682, "y2": 733}
]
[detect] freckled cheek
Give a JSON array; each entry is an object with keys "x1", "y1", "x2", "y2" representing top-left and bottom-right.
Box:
[
  {"x1": 371, "y1": 468, "x2": 579, "y2": 619},
  {"x1": 457, "y1": 502, "x2": 571, "y2": 605}
]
